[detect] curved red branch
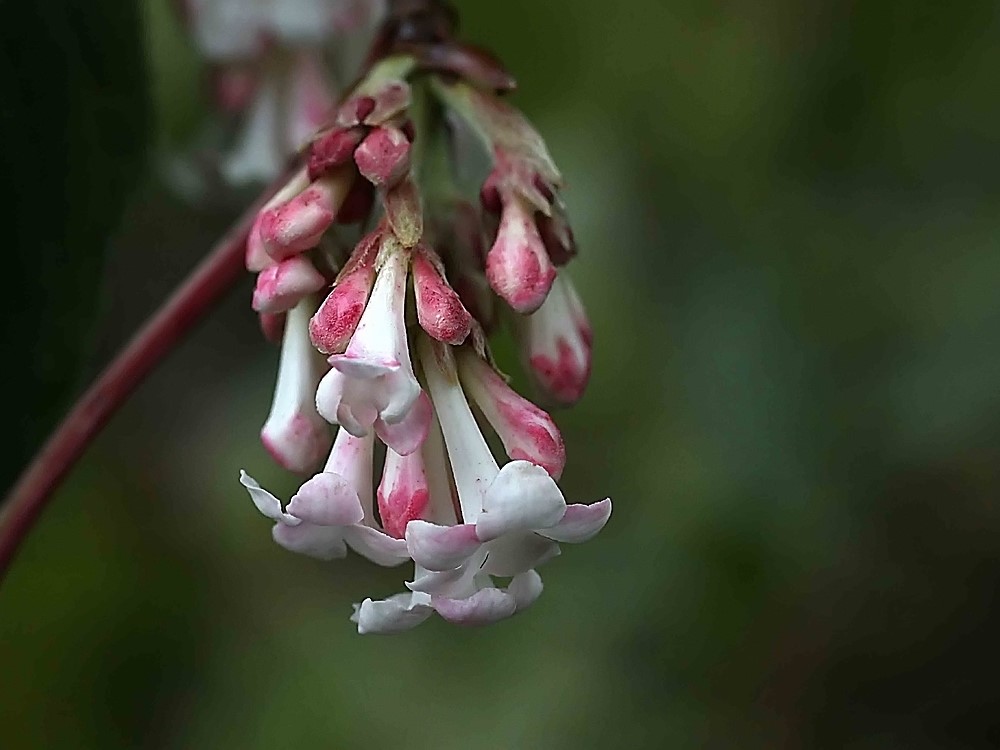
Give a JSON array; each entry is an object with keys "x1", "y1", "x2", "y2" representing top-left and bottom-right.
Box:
[{"x1": 0, "y1": 176, "x2": 288, "y2": 582}]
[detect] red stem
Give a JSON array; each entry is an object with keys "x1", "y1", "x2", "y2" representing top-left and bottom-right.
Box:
[{"x1": 0, "y1": 179, "x2": 283, "y2": 581}]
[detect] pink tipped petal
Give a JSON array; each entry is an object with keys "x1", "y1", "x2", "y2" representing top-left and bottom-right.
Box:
[
  {"x1": 432, "y1": 587, "x2": 517, "y2": 626},
  {"x1": 458, "y1": 351, "x2": 565, "y2": 479},
  {"x1": 332, "y1": 247, "x2": 408, "y2": 372},
  {"x1": 374, "y1": 391, "x2": 431, "y2": 456},
  {"x1": 260, "y1": 301, "x2": 330, "y2": 474},
  {"x1": 541, "y1": 498, "x2": 613, "y2": 543},
  {"x1": 245, "y1": 215, "x2": 272, "y2": 272},
  {"x1": 519, "y1": 273, "x2": 592, "y2": 405},
  {"x1": 308, "y1": 126, "x2": 365, "y2": 180},
  {"x1": 328, "y1": 248, "x2": 424, "y2": 429},
  {"x1": 252, "y1": 256, "x2": 326, "y2": 313},
  {"x1": 272, "y1": 522, "x2": 348, "y2": 561},
  {"x1": 482, "y1": 532, "x2": 560, "y2": 577},
  {"x1": 309, "y1": 245, "x2": 378, "y2": 354},
  {"x1": 508, "y1": 570, "x2": 544, "y2": 611},
  {"x1": 377, "y1": 448, "x2": 430, "y2": 538},
  {"x1": 412, "y1": 248, "x2": 472, "y2": 345},
  {"x1": 285, "y1": 472, "x2": 365, "y2": 526},
  {"x1": 343, "y1": 526, "x2": 411, "y2": 566},
  {"x1": 354, "y1": 125, "x2": 411, "y2": 188},
  {"x1": 486, "y1": 198, "x2": 556, "y2": 313},
  {"x1": 246, "y1": 169, "x2": 310, "y2": 271},
  {"x1": 239, "y1": 470, "x2": 300, "y2": 526},
  {"x1": 352, "y1": 592, "x2": 433, "y2": 635},
  {"x1": 405, "y1": 521, "x2": 480, "y2": 571},
  {"x1": 260, "y1": 175, "x2": 350, "y2": 260},
  {"x1": 477, "y1": 461, "x2": 566, "y2": 542}
]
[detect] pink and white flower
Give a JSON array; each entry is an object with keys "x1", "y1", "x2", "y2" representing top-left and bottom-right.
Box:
[
  {"x1": 316, "y1": 243, "x2": 430, "y2": 454},
  {"x1": 260, "y1": 298, "x2": 331, "y2": 474},
  {"x1": 516, "y1": 272, "x2": 593, "y2": 406},
  {"x1": 241, "y1": 426, "x2": 408, "y2": 565}
]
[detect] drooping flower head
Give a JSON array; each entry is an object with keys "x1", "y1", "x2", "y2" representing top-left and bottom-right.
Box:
[{"x1": 236, "y1": 1, "x2": 609, "y2": 634}]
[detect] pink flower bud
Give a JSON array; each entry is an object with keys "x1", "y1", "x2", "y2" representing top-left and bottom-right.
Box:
[
  {"x1": 517, "y1": 274, "x2": 592, "y2": 405},
  {"x1": 354, "y1": 125, "x2": 411, "y2": 188},
  {"x1": 458, "y1": 351, "x2": 566, "y2": 479},
  {"x1": 252, "y1": 255, "x2": 326, "y2": 314},
  {"x1": 412, "y1": 247, "x2": 472, "y2": 345},
  {"x1": 309, "y1": 232, "x2": 381, "y2": 354},
  {"x1": 246, "y1": 169, "x2": 310, "y2": 271},
  {"x1": 335, "y1": 95, "x2": 376, "y2": 128},
  {"x1": 485, "y1": 198, "x2": 556, "y2": 314},
  {"x1": 378, "y1": 448, "x2": 430, "y2": 539},
  {"x1": 259, "y1": 173, "x2": 350, "y2": 260},
  {"x1": 308, "y1": 127, "x2": 365, "y2": 181}
]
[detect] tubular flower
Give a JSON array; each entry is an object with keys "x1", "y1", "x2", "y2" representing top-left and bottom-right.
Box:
[
  {"x1": 174, "y1": 0, "x2": 385, "y2": 187},
  {"x1": 237, "y1": 5, "x2": 609, "y2": 634}
]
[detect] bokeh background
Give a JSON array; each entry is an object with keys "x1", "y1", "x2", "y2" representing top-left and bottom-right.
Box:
[{"x1": 3, "y1": 1, "x2": 1000, "y2": 747}]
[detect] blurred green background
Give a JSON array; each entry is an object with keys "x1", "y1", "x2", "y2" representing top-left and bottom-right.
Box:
[{"x1": 3, "y1": 1, "x2": 1000, "y2": 747}]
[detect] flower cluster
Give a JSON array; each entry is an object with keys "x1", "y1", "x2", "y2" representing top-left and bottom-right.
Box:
[
  {"x1": 175, "y1": 0, "x2": 384, "y2": 186},
  {"x1": 237, "y1": 34, "x2": 610, "y2": 633}
]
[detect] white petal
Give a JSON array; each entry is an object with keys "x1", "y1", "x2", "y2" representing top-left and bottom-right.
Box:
[
  {"x1": 285, "y1": 472, "x2": 365, "y2": 526},
  {"x1": 315, "y1": 367, "x2": 345, "y2": 424},
  {"x1": 375, "y1": 390, "x2": 432, "y2": 455},
  {"x1": 482, "y1": 532, "x2": 560, "y2": 577},
  {"x1": 239, "y1": 470, "x2": 300, "y2": 525},
  {"x1": 540, "y1": 498, "x2": 612, "y2": 543},
  {"x1": 432, "y1": 587, "x2": 517, "y2": 626},
  {"x1": 405, "y1": 521, "x2": 480, "y2": 571},
  {"x1": 476, "y1": 461, "x2": 566, "y2": 542},
  {"x1": 272, "y1": 522, "x2": 347, "y2": 560},
  {"x1": 508, "y1": 570, "x2": 544, "y2": 611},
  {"x1": 343, "y1": 526, "x2": 410, "y2": 567},
  {"x1": 352, "y1": 592, "x2": 434, "y2": 635},
  {"x1": 418, "y1": 336, "x2": 499, "y2": 523}
]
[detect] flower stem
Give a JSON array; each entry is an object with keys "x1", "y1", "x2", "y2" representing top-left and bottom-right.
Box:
[{"x1": 0, "y1": 175, "x2": 287, "y2": 582}]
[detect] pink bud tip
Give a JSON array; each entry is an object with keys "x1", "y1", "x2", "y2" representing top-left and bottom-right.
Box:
[
  {"x1": 309, "y1": 270, "x2": 377, "y2": 355},
  {"x1": 530, "y1": 337, "x2": 591, "y2": 405},
  {"x1": 354, "y1": 126, "x2": 411, "y2": 188},
  {"x1": 308, "y1": 127, "x2": 365, "y2": 181},
  {"x1": 485, "y1": 202, "x2": 556, "y2": 313},
  {"x1": 335, "y1": 95, "x2": 376, "y2": 128},
  {"x1": 412, "y1": 248, "x2": 472, "y2": 345},
  {"x1": 259, "y1": 182, "x2": 340, "y2": 260},
  {"x1": 377, "y1": 450, "x2": 430, "y2": 539},
  {"x1": 252, "y1": 256, "x2": 326, "y2": 314},
  {"x1": 261, "y1": 415, "x2": 329, "y2": 475},
  {"x1": 245, "y1": 214, "x2": 271, "y2": 272}
]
